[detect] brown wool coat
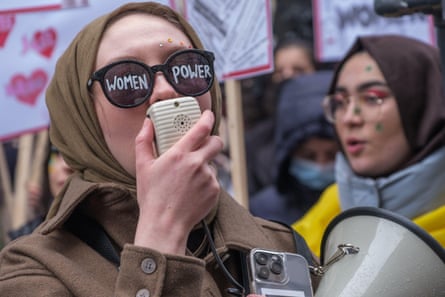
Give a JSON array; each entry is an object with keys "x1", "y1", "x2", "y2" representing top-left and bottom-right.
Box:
[{"x1": 0, "y1": 175, "x2": 319, "y2": 296}]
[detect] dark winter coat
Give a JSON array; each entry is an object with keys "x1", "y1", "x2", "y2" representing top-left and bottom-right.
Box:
[{"x1": 250, "y1": 71, "x2": 334, "y2": 225}]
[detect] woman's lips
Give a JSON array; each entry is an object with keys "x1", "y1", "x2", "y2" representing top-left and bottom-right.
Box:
[{"x1": 345, "y1": 138, "x2": 366, "y2": 155}]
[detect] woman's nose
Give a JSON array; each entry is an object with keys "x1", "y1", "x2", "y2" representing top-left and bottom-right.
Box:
[
  {"x1": 148, "y1": 72, "x2": 179, "y2": 105},
  {"x1": 341, "y1": 98, "x2": 364, "y2": 125}
]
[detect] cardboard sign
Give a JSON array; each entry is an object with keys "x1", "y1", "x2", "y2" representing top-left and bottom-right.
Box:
[
  {"x1": 0, "y1": 0, "x2": 171, "y2": 141},
  {"x1": 184, "y1": 0, "x2": 273, "y2": 81},
  {"x1": 0, "y1": 0, "x2": 66, "y2": 14},
  {"x1": 313, "y1": 0, "x2": 436, "y2": 62}
]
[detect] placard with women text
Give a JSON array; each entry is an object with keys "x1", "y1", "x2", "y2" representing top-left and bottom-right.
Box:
[{"x1": 313, "y1": 0, "x2": 435, "y2": 62}]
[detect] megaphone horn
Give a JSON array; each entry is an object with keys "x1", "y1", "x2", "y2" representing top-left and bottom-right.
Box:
[{"x1": 314, "y1": 207, "x2": 445, "y2": 297}]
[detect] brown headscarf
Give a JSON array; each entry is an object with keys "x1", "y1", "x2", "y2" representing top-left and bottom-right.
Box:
[
  {"x1": 45, "y1": 2, "x2": 222, "y2": 216},
  {"x1": 329, "y1": 34, "x2": 445, "y2": 166}
]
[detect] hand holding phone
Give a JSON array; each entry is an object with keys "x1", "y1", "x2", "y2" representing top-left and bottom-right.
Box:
[
  {"x1": 247, "y1": 248, "x2": 314, "y2": 297},
  {"x1": 146, "y1": 96, "x2": 201, "y2": 155}
]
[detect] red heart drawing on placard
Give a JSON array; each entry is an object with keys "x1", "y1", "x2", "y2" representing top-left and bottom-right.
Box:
[
  {"x1": 6, "y1": 70, "x2": 48, "y2": 106},
  {"x1": 0, "y1": 14, "x2": 15, "y2": 48},
  {"x1": 33, "y1": 28, "x2": 57, "y2": 58}
]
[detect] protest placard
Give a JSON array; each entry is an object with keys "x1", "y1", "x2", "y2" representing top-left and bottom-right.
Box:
[
  {"x1": 184, "y1": 0, "x2": 273, "y2": 81},
  {"x1": 0, "y1": 0, "x2": 171, "y2": 141},
  {"x1": 313, "y1": 0, "x2": 435, "y2": 62}
]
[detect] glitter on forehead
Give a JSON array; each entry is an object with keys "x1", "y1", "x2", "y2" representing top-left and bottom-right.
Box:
[
  {"x1": 161, "y1": 38, "x2": 193, "y2": 49},
  {"x1": 365, "y1": 65, "x2": 373, "y2": 72}
]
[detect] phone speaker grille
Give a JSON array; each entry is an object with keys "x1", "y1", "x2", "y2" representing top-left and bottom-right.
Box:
[{"x1": 148, "y1": 97, "x2": 201, "y2": 154}]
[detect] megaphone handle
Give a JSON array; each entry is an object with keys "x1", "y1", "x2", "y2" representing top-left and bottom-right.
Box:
[{"x1": 310, "y1": 244, "x2": 360, "y2": 276}]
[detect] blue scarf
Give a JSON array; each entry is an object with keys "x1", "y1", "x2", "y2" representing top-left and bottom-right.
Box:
[{"x1": 336, "y1": 147, "x2": 445, "y2": 219}]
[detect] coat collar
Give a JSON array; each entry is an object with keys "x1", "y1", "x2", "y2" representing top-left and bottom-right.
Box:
[{"x1": 40, "y1": 174, "x2": 133, "y2": 236}]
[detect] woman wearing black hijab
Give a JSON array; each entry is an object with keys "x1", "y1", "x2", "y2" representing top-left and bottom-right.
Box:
[{"x1": 292, "y1": 34, "x2": 445, "y2": 256}]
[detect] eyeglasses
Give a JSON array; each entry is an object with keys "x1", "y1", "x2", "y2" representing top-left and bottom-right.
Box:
[
  {"x1": 87, "y1": 49, "x2": 215, "y2": 108},
  {"x1": 323, "y1": 89, "x2": 392, "y2": 123}
]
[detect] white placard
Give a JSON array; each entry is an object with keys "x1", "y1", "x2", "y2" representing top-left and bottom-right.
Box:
[
  {"x1": 0, "y1": 0, "x2": 172, "y2": 141},
  {"x1": 0, "y1": 0, "x2": 93, "y2": 14},
  {"x1": 313, "y1": 0, "x2": 436, "y2": 62},
  {"x1": 184, "y1": 0, "x2": 273, "y2": 81},
  {"x1": 0, "y1": 0, "x2": 65, "y2": 13}
]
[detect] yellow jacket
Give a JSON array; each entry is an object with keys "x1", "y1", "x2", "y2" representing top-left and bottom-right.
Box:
[{"x1": 292, "y1": 184, "x2": 445, "y2": 257}]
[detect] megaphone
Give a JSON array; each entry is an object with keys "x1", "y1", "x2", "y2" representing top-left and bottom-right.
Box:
[{"x1": 314, "y1": 207, "x2": 445, "y2": 297}]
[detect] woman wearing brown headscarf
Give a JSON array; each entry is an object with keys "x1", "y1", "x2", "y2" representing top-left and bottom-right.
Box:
[
  {"x1": 0, "y1": 2, "x2": 318, "y2": 296},
  {"x1": 293, "y1": 34, "x2": 445, "y2": 257}
]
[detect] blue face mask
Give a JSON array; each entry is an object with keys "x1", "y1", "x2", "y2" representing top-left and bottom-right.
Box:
[{"x1": 289, "y1": 158, "x2": 335, "y2": 190}]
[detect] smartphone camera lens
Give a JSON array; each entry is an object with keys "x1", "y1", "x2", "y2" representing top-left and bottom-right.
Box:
[
  {"x1": 257, "y1": 266, "x2": 270, "y2": 279},
  {"x1": 255, "y1": 252, "x2": 268, "y2": 265},
  {"x1": 270, "y1": 261, "x2": 283, "y2": 275},
  {"x1": 269, "y1": 255, "x2": 283, "y2": 275}
]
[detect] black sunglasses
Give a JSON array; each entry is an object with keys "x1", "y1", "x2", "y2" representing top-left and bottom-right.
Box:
[{"x1": 87, "y1": 49, "x2": 215, "y2": 108}]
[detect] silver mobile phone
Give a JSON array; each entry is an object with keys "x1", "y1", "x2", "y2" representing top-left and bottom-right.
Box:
[
  {"x1": 146, "y1": 96, "x2": 201, "y2": 155},
  {"x1": 247, "y1": 248, "x2": 314, "y2": 297}
]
